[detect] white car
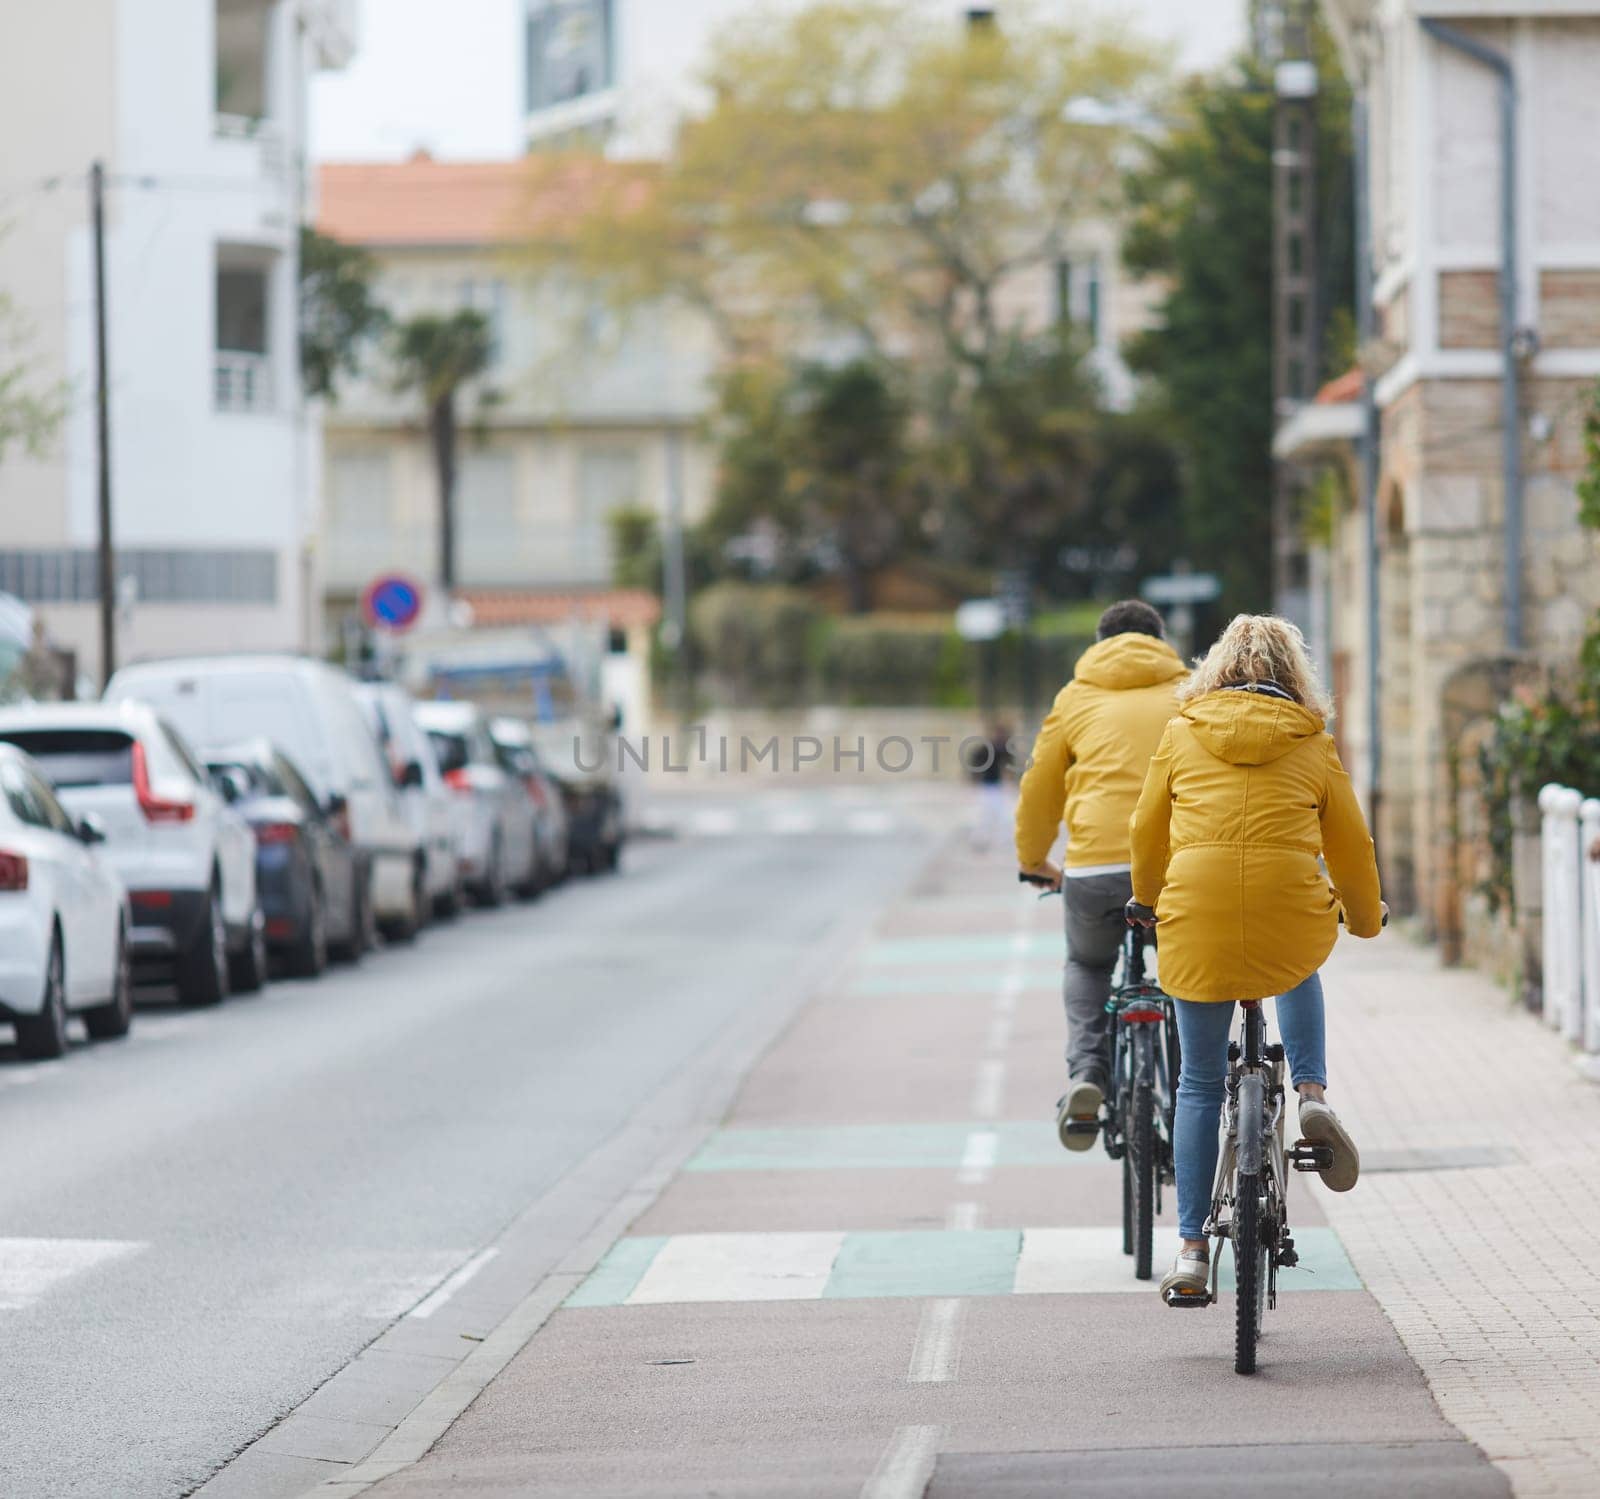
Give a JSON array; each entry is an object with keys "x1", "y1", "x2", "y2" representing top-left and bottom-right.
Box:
[
  {"x1": 413, "y1": 701, "x2": 538, "y2": 906},
  {"x1": 0, "y1": 745, "x2": 133, "y2": 1057},
  {"x1": 0, "y1": 702, "x2": 261, "y2": 1006},
  {"x1": 356, "y1": 683, "x2": 463, "y2": 919},
  {"x1": 106, "y1": 656, "x2": 426, "y2": 943}
]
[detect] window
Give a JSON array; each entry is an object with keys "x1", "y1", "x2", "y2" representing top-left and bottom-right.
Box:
[
  {"x1": 1054, "y1": 256, "x2": 1101, "y2": 344},
  {"x1": 577, "y1": 446, "x2": 640, "y2": 579},
  {"x1": 0, "y1": 549, "x2": 276, "y2": 605},
  {"x1": 458, "y1": 452, "x2": 519, "y2": 579},
  {"x1": 0, "y1": 761, "x2": 49, "y2": 827},
  {"x1": 0, "y1": 730, "x2": 134, "y2": 788},
  {"x1": 329, "y1": 454, "x2": 391, "y2": 538},
  {"x1": 216, "y1": 251, "x2": 274, "y2": 412},
  {"x1": 1287, "y1": 295, "x2": 1305, "y2": 338},
  {"x1": 1288, "y1": 232, "x2": 1303, "y2": 276},
  {"x1": 526, "y1": 0, "x2": 615, "y2": 112},
  {"x1": 1287, "y1": 169, "x2": 1303, "y2": 215},
  {"x1": 26, "y1": 770, "x2": 76, "y2": 835},
  {"x1": 215, "y1": 0, "x2": 272, "y2": 122}
]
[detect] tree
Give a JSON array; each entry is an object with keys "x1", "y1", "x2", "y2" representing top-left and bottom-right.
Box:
[
  {"x1": 1122, "y1": 31, "x2": 1354, "y2": 614},
  {"x1": 524, "y1": 1, "x2": 1164, "y2": 381},
  {"x1": 299, "y1": 226, "x2": 388, "y2": 401},
  {"x1": 0, "y1": 289, "x2": 66, "y2": 467},
  {"x1": 391, "y1": 311, "x2": 494, "y2": 592},
  {"x1": 707, "y1": 357, "x2": 915, "y2": 612}
]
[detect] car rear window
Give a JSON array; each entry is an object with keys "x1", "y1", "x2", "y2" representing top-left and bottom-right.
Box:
[
  {"x1": 0, "y1": 729, "x2": 135, "y2": 788},
  {"x1": 426, "y1": 730, "x2": 469, "y2": 775}
]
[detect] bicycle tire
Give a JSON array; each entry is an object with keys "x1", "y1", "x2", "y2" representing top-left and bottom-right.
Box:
[
  {"x1": 1121, "y1": 1148, "x2": 1133, "y2": 1256},
  {"x1": 1234, "y1": 1172, "x2": 1262, "y2": 1374},
  {"x1": 1132, "y1": 1026, "x2": 1155, "y2": 1280}
]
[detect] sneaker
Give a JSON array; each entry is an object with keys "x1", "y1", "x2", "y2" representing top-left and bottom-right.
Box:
[
  {"x1": 1298, "y1": 1097, "x2": 1360, "y2": 1192},
  {"x1": 1055, "y1": 1078, "x2": 1103, "y2": 1151},
  {"x1": 1159, "y1": 1248, "x2": 1210, "y2": 1301}
]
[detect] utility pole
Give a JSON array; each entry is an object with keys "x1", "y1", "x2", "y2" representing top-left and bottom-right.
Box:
[{"x1": 91, "y1": 160, "x2": 117, "y2": 687}]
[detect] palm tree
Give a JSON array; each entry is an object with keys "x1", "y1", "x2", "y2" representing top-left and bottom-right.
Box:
[{"x1": 391, "y1": 310, "x2": 494, "y2": 593}]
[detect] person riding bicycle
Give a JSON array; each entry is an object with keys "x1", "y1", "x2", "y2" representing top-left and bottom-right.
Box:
[
  {"x1": 1125, "y1": 614, "x2": 1384, "y2": 1301},
  {"x1": 1015, "y1": 599, "x2": 1187, "y2": 1149}
]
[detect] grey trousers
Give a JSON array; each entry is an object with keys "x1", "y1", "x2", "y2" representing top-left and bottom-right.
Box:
[{"x1": 1061, "y1": 870, "x2": 1134, "y2": 1086}]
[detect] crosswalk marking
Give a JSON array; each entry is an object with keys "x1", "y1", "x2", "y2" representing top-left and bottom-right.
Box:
[
  {"x1": 907, "y1": 1298, "x2": 965, "y2": 1383},
  {"x1": 0, "y1": 1237, "x2": 144, "y2": 1311},
  {"x1": 956, "y1": 1130, "x2": 997, "y2": 1185},
  {"x1": 565, "y1": 1226, "x2": 1363, "y2": 1308},
  {"x1": 628, "y1": 1230, "x2": 845, "y2": 1305}
]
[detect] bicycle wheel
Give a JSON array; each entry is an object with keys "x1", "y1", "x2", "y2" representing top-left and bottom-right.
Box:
[
  {"x1": 1233, "y1": 1073, "x2": 1266, "y2": 1374},
  {"x1": 1131, "y1": 1026, "x2": 1155, "y2": 1280},
  {"x1": 1121, "y1": 1148, "x2": 1133, "y2": 1256}
]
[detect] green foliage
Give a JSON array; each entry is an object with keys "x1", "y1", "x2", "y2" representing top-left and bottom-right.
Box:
[
  {"x1": 1479, "y1": 670, "x2": 1600, "y2": 913},
  {"x1": 610, "y1": 508, "x2": 661, "y2": 592},
  {"x1": 820, "y1": 614, "x2": 968, "y2": 707},
  {"x1": 299, "y1": 227, "x2": 388, "y2": 401},
  {"x1": 1123, "y1": 25, "x2": 1355, "y2": 614},
  {"x1": 688, "y1": 582, "x2": 823, "y2": 709},
  {"x1": 391, "y1": 310, "x2": 494, "y2": 405},
  {"x1": 0, "y1": 288, "x2": 66, "y2": 466},
  {"x1": 1577, "y1": 381, "x2": 1600, "y2": 532}
]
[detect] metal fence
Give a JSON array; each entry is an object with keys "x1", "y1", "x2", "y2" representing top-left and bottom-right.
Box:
[{"x1": 1539, "y1": 783, "x2": 1600, "y2": 1075}]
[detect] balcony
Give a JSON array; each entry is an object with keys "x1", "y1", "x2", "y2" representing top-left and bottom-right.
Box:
[{"x1": 215, "y1": 352, "x2": 273, "y2": 414}]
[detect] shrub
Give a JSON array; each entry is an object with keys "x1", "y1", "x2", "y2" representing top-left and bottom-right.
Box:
[{"x1": 688, "y1": 582, "x2": 822, "y2": 709}]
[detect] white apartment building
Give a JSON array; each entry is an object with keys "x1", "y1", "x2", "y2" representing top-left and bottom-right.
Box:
[{"x1": 0, "y1": 0, "x2": 357, "y2": 683}]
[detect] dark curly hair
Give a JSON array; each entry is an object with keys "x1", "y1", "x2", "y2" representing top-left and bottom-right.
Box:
[{"x1": 1095, "y1": 599, "x2": 1166, "y2": 642}]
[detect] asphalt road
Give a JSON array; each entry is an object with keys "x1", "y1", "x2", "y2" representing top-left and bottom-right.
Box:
[{"x1": 0, "y1": 816, "x2": 932, "y2": 1498}]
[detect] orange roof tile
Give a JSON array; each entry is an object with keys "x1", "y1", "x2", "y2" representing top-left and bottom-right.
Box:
[
  {"x1": 457, "y1": 588, "x2": 661, "y2": 630},
  {"x1": 1314, "y1": 368, "x2": 1363, "y2": 405},
  {"x1": 315, "y1": 151, "x2": 652, "y2": 249}
]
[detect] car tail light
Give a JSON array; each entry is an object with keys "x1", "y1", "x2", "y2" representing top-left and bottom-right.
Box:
[
  {"x1": 0, "y1": 850, "x2": 28, "y2": 891},
  {"x1": 131, "y1": 740, "x2": 195, "y2": 823},
  {"x1": 132, "y1": 889, "x2": 173, "y2": 908},
  {"x1": 255, "y1": 822, "x2": 299, "y2": 845},
  {"x1": 264, "y1": 916, "x2": 294, "y2": 939},
  {"x1": 444, "y1": 767, "x2": 472, "y2": 794},
  {"x1": 524, "y1": 776, "x2": 546, "y2": 807}
]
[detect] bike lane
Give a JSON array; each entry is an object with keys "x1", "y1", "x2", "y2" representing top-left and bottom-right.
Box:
[{"x1": 354, "y1": 835, "x2": 1507, "y2": 1498}]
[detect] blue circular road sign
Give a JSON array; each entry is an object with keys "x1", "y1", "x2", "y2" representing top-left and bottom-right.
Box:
[{"x1": 362, "y1": 574, "x2": 425, "y2": 633}]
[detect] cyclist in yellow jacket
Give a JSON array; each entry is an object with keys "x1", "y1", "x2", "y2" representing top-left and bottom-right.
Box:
[
  {"x1": 1015, "y1": 600, "x2": 1187, "y2": 1149},
  {"x1": 1126, "y1": 614, "x2": 1384, "y2": 1300}
]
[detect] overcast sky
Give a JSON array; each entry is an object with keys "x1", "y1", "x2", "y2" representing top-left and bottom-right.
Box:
[{"x1": 311, "y1": 0, "x2": 1247, "y2": 164}]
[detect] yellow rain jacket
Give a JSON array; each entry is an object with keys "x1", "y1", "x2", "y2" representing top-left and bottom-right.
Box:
[
  {"x1": 1014, "y1": 633, "x2": 1188, "y2": 870},
  {"x1": 1128, "y1": 688, "x2": 1384, "y2": 1003}
]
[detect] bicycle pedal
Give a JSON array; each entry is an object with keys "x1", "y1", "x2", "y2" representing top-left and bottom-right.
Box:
[
  {"x1": 1164, "y1": 1288, "x2": 1212, "y2": 1309},
  {"x1": 1289, "y1": 1141, "x2": 1334, "y2": 1172},
  {"x1": 1276, "y1": 1235, "x2": 1300, "y2": 1268}
]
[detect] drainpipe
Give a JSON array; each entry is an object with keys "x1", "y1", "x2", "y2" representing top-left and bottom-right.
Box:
[
  {"x1": 1352, "y1": 80, "x2": 1381, "y2": 836},
  {"x1": 1421, "y1": 19, "x2": 1522, "y2": 652}
]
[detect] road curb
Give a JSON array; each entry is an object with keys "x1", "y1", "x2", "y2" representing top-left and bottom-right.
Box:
[{"x1": 190, "y1": 831, "x2": 946, "y2": 1499}]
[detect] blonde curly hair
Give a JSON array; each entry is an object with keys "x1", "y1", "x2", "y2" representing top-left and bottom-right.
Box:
[{"x1": 1177, "y1": 613, "x2": 1334, "y2": 722}]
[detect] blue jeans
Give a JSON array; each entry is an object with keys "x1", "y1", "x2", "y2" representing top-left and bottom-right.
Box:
[{"x1": 1172, "y1": 973, "x2": 1327, "y2": 1241}]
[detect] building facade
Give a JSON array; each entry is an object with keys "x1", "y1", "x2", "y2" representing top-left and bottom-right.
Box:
[
  {"x1": 0, "y1": 0, "x2": 356, "y2": 683},
  {"x1": 315, "y1": 155, "x2": 716, "y2": 647},
  {"x1": 1289, "y1": 2, "x2": 1600, "y2": 958}
]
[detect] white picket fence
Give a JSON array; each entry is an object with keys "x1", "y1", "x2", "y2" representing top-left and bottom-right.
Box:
[{"x1": 1539, "y1": 783, "x2": 1600, "y2": 1074}]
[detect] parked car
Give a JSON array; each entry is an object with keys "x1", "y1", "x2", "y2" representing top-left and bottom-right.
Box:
[
  {"x1": 489, "y1": 716, "x2": 569, "y2": 894},
  {"x1": 356, "y1": 683, "x2": 463, "y2": 919},
  {"x1": 204, "y1": 740, "x2": 364, "y2": 976},
  {"x1": 0, "y1": 744, "x2": 133, "y2": 1057},
  {"x1": 0, "y1": 701, "x2": 263, "y2": 1005},
  {"x1": 413, "y1": 701, "x2": 538, "y2": 906},
  {"x1": 105, "y1": 656, "x2": 426, "y2": 944},
  {"x1": 530, "y1": 720, "x2": 625, "y2": 875}
]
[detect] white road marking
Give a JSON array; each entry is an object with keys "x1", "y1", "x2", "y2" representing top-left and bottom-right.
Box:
[
  {"x1": 1000, "y1": 968, "x2": 1025, "y2": 996},
  {"x1": 861, "y1": 1424, "x2": 944, "y2": 1499},
  {"x1": 1013, "y1": 1228, "x2": 1144, "y2": 1294},
  {"x1": 907, "y1": 1298, "x2": 964, "y2": 1384},
  {"x1": 984, "y1": 1011, "x2": 1013, "y2": 1054},
  {"x1": 956, "y1": 1130, "x2": 998, "y2": 1185},
  {"x1": 944, "y1": 1201, "x2": 985, "y2": 1231},
  {"x1": 627, "y1": 1231, "x2": 845, "y2": 1305},
  {"x1": 845, "y1": 810, "x2": 895, "y2": 835},
  {"x1": 0, "y1": 1070, "x2": 43, "y2": 1091},
  {"x1": 408, "y1": 1247, "x2": 500, "y2": 1320},
  {"x1": 1010, "y1": 932, "x2": 1032, "y2": 955},
  {"x1": 690, "y1": 808, "x2": 740, "y2": 836},
  {"x1": 971, "y1": 1058, "x2": 1005, "y2": 1118},
  {"x1": 265, "y1": 1252, "x2": 467, "y2": 1321},
  {"x1": 0, "y1": 1237, "x2": 144, "y2": 1311},
  {"x1": 770, "y1": 811, "x2": 819, "y2": 835}
]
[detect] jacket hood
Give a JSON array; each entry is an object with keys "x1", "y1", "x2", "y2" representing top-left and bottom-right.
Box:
[
  {"x1": 1073, "y1": 633, "x2": 1187, "y2": 692},
  {"x1": 1180, "y1": 688, "x2": 1325, "y2": 766}
]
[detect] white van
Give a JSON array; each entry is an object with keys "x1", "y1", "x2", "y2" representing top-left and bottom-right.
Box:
[{"x1": 105, "y1": 656, "x2": 426, "y2": 942}]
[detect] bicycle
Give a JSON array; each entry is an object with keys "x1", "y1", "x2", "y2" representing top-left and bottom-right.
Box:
[
  {"x1": 1163, "y1": 997, "x2": 1333, "y2": 1375},
  {"x1": 1096, "y1": 922, "x2": 1178, "y2": 1281}
]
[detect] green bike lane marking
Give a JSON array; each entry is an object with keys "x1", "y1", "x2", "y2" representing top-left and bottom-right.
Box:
[
  {"x1": 687, "y1": 1121, "x2": 1075, "y2": 1171},
  {"x1": 564, "y1": 1226, "x2": 1361, "y2": 1307},
  {"x1": 849, "y1": 968, "x2": 1062, "y2": 995},
  {"x1": 861, "y1": 934, "x2": 1063, "y2": 965}
]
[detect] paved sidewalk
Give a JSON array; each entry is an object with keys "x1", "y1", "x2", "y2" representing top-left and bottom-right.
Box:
[
  {"x1": 1314, "y1": 937, "x2": 1600, "y2": 1498},
  {"x1": 320, "y1": 827, "x2": 1536, "y2": 1498}
]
